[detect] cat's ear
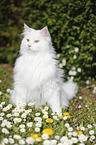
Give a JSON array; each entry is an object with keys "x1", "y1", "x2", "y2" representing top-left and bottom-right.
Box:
[
  {"x1": 24, "y1": 23, "x2": 31, "y2": 31},
  {"x1": 41, "y1": 26, "x2": 50, "y2": 38}
]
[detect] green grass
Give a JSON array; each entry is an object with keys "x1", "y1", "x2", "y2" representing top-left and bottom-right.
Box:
[{"x1": 0, "y1": 64, "x2": 96, "y2": 145}]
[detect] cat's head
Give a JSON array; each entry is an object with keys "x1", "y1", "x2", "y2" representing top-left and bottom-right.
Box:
[{"x1": 20, "y1": 23, "x2": 52, "y2": 55}]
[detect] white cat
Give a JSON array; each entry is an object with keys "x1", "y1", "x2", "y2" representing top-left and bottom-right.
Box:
[{"x1": 10, "y1": 24, "x2": 78, "y2": 116}]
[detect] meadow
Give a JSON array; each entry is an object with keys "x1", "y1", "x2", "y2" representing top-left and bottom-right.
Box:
[{"x1": 0, "y1": 64, "x2": 96, "y2": 145}]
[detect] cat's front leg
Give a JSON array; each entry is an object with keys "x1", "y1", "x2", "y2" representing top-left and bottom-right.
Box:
[
  {"x1": 43, "y1": 81, "x2": 62, "y2": 117},
  {"x1": 10, "y1": 84, "x2": 27, "y2": 109}
]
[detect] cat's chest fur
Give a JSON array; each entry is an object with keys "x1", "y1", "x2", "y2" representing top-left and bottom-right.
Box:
[{"x1": 14, "y1": 53, "x2": 56, "y2": 90}]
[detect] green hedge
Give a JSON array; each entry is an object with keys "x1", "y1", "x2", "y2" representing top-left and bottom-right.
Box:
[{"x1": 0, "y1": 0, "x2": 96, "y2": 81}]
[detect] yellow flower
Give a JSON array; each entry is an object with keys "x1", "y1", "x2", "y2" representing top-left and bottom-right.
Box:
[
  {"x1": 31, "y1": 134, "x2": 38, "y2": 140},
  {"x1": 61, "y1": 107, "x2": 63, "y2": 110},
  {"x1": 63, "y1": 112, "x2": 69, "y2": 116},
  {"x1": 68, "y1": 115, "x2": 71, "y2": 119},
  {"x1": 42, "y1": 128, "x2": 54, "y2": 136},
  {"x1": 77, "y1": 130, "x2": 83, "y2": 135},
  {"x1": 31, "y1": 134, "x2": 42, "y2": 142},
  {"x1": 60, "y1": 116, "x2": 63, "y2": 119},
  {"x1": 46, "y1": 118, "x2": 53, "y2": 123}
]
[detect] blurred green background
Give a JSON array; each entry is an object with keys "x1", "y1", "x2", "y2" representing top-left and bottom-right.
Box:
[{"x1": 0, "y1": 0, "x2": 96, "y2": 82}]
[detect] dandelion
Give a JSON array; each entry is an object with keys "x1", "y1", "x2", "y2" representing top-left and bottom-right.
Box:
[
  {"x1": 46, "y1": 118, "x2": 53, "y2": 123},
  {"x1": 42, "y1": 128, "x2": 54, "y2": 136},
  {"x1": 35, "y1": 112, "x2": 41, "y2": 116},
  {"x1": 63, "y1": 112, "x2": 69, "y2": 116},
  {"x1": 60, "y1": 136, "x2": 68, "y2": 143},
  {"x1": 27, "y1": 122, "x2": 33, "y2": 127},
  {"x1": 89, "y1": 130, "x2": 94, "y2": 135},
  {"x1": 77, "y1": 130, "x2": 83, "y2": 135},
  {"x1": 43, "y1": 140, "x2": 51, "y2": 145},
  {"x1": 41, "y1": 134, "x2": 49, "y2": 140},
  {"x1": 9, "y1": 138, "x2": 14, "y2": 144},
  {"x1": 35, "y1": 127, "x2": 40, "y2": 132},
  {"x1": 19, "y1": 139, "x2": 25, "y2": 144},
  {"x1": 26, "y1": 137, "x2": 35, "y2": 144},
  {"x1": 3, "y1": 138, "x2": 9, "y2": 144}
]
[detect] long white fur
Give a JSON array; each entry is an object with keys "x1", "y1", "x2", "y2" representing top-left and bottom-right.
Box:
[{"x1": 10, "y1": 24, "x2": 78, "y2": 116}]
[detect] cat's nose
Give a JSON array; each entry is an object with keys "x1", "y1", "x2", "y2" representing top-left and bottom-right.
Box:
[{"x1": 28, "y1": 45, "x2": 31, "y2": 48}]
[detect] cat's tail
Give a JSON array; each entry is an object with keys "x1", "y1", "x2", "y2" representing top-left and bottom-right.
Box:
[{"x1": 63, "y1": 81, "x2": 78, "y2": 101}]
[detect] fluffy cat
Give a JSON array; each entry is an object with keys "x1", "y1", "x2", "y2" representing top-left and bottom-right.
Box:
[{"x1": 10, "y1": 24, "x2": 78, "y2": 116}]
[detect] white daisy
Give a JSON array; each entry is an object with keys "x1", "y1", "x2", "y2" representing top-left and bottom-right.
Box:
[
  {"x1": 35, "y1": 127, "x2": 40, "y2": 132},
  {"x1": 41, "y1": 134, "x2": 49, "y2": 140},
  {"x1": 0, "y1": 112, "x2": 5, "y2": 116},
  {"x1": 71, "y1": 137, "x2": 78, "y2": 143},
  {"x1": 68, "y1": 132, "x2": 72, "y2": 137},
  {"x1": 21, "y1": 113, "x2": 26, "y2": 118},
  {"x1": 28, "y1": 102, "x2": 33, "y2": 106},
  {"x1": 6, "y1": 113, "x2": 12, "y2": 118},
  {"x1": 14, "y1": 112, "x2": 19, "y2": 117},
  {"x1": 27, "y1": 122, "x2": 33, "y2": 127},
  {"x1": 35, "y1": 122, "x2": 42, "y2": 127},
  {"x1": 3, "y1": 138, "x2": 9, "y2": 144},
  {"x1": 63, "y1": 116, "x2": 68, "y2": 120},
  {"x1": 60, "y1": 136, "x2": 68, "y2": 143},
  {"x1": 51, "y1": 140, "x2": 57, "y2": 145},
  {"x1": 73, "y1": 131, "x2": 77, "y2": 136},
  {"x1": 68, "y1": 127, "x2": 73, "y2": 132},
  {"x1": 9, "y1": 138, "x2": 14, "y2": 144},
  {"x1": 55, "y1": 135, "x2": 60, "y2": 140},
  {"x1": 35, "y1": 112, "x2": 41, "y2": 116},
  {"x1": 44, "y1": 106, "x2": 48, "y2": 110},
  {"x1": 65, "y1": 123, "x2": 70, "y2": 128},
  {"x1": 87, "y1": 124, "x2": 92, "y2": 129},
  {"x1": 2, "y1": 128, "x2": 9, "y2": 134},
  {"x1": 20, "y1": 128, "x2": 26, "y2": 132},
  {"x1": 43, "y1": 114, "x2": 48, "y2": 119},
  {"x1": 26, "y1": 137, "x2": 35, "y2": 144},
  {"x1": 0, "y1": 116, "x2": 3, "y2": 120},
  {"x1": 19, "y1": 124, "x2": 25, "y2": 128},
  {"x1": 19, "y1": 139, "x2": 25, "y2": 144},
  {"x1": 89, "y1": 130, "x2": 94, "y2": 135},
  {"x1": 43, "y1": 140, "x2": 51, "y2": 145},
  {"x1": 90, "y1": 135, "x2": 95, "y2": 140},
  {"x1": 14, "y1": 134, "x2": 21, "y2": 139}
]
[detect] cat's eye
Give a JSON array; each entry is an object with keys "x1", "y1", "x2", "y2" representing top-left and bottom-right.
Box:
[
  {"x1": 27, "y1": 39, "x2": 29, "y2": 42},
  {"x1": 34, "y1": 40, "x2": 39, "y2": 43}
]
